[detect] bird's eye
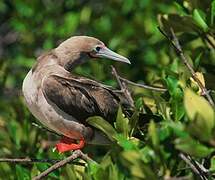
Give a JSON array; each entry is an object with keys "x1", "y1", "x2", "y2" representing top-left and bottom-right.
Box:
[{"x1": 95, "y1": 46, "x2": 101, "y2": 52}]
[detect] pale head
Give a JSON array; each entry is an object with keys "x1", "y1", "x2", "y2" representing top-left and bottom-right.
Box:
[{"x1": 55, "y1": 36, "x2": 130, "y2": 71}]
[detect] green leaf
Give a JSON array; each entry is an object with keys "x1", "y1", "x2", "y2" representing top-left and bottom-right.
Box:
[
  {"x1": 159, "y1": 125, "x2": 171, "y2": 141},
  {"x1": 171, "y1": 101, "x2": 185, "y2": 121},
  {"x1": 65, "y1": 165, "x2": 78, "y2": 180},
  {"x1": 121, "y1": 150, "x2": 157, "y2": 179},
  {"x1": 130, "y1": 164, "x2": 145, "y2": 179},
  {"x1": 211, "y1": 0, "x2": 215, "y2": 26},
  {"x1": 165, "y1": 76, "x2": 183, "y2": 100},
  {"x1": 193, "y1": 9, "x2": 209, "y2": 32},
  {"x1": 148, "y1": 121, "x2": 159, "y2": 147},
  {"x1": 187, "y1": 114, "x2": 212, "y2": 141},
  {"x1": 166, "y1": 121, "x2": 188, "y2": 138},
  {"x1": 194, "y1": 52, "x2": 203, "y2": 69},
  {"x1": 16, "y1": 165, "x2": 30, "y2": 180},
  {"x1": 135, "y1": 97, "x2": 144, "y2": 110},
  {"x1": 88, "y1": 161, "x2": 100, "y2": 174},
  {"x1": 121, "y1": 150, "x2": 141, "y2": 165},
  {"x1": 210, "y1": 156, "x2": 215, "y2": 171},
  {"x1": 80, "y1": 6, "x2": 91, "y2": 24},
  {"x1": 129, "y1": 111, "x2": 139, "y2": 136},
  {"x1": 158, "y1": 14, "x2": 199, "y2": 33},
  {"x1": 175, "y1": 137, "x2": 214, "y2": 157},
  {"x1": 115, "y1": 134, "x2": 137, "y2": 150},
  {"x1": 115, "y1": 106, "x2": 129, "y2": 137},
  {"x1": 184, "y1": 88, "x2": 214, "y2": 134},
  {"x1": 86, "y1": 116, "x2": 117, "y2": 141},
  {"x1": 7, "y1": 120, "x2": 21, "y2": 149}
]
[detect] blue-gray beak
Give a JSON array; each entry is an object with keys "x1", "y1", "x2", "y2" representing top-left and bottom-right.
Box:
[{"x1": 96, "y1": 47, "x2": 131, "y2": 64}]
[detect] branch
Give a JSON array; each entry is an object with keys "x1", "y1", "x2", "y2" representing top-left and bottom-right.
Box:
[
  {"x1": 119, "y1": 76, "x2": 167, "y2": 92},
  {"x1": 111, "y1": 66, "x2": 134, "y2": 106},
  {"x1": 0, "y1": 157, "x2": 85, "y2": 166},
  {"x1": 158, "y1": 26, "x2": 215, "y2": 107},
  {"x1": 179, "y1": 153, "x2": 208, "y2": 180},
  {"x1": 33, "y1": 150, "x2": 96, "y2": 180},
  {"x1": 111, "y1": 66, "x2": 167, "y2": 92},
  {"x1": 202, "y1": 33, "x2": 215, "y2": 49}
]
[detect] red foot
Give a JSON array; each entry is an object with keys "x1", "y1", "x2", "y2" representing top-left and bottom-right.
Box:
[{"x1": 55, "y1": 136, "x2": 85, "y2": 153}]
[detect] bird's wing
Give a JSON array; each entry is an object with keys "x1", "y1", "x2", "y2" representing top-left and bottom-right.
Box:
[{"x1": 42, "y1": 75, "x2": 121, "y2": 123}]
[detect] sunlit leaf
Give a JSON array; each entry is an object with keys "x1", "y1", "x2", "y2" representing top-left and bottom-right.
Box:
[
  {"x1": 86, "y1": 116, "x2": 117, "y2": 141},
  {"x1": 158, "y1": 14, "x2": 199, "y2": 33},
  {"x1": 210, "y1": 156, "x2": 215, "y2": 171},
  {"x1": 187, "y1": 113, "x2": 212, "y2": 141},
  {"x1": 190, "y1": 72, "x2": 205, "y2": 95},
  {"x1": 80, "y1": 6, "x2": 91, "y2": 24},
  {"x1": 194, "y1": 53, "x2": 203, "y2": 69},
  {"x1": 115, "y1": 106, "x2": 129, "y2": 137},
  {"x1": 115, "y1": 134, "x2": 137, "y2": 150},
  {"x1": 148, "y1": 121, "x2": 159, "y2": 147},
  {"x1": 193, "y1": 9, "x2": 209, "y2": 32},
  {"x1": 129, "y1": 111, "x2": 139, "y2": 136},
  {"x1": 175, "y1": 137, "x2": 214, "y2": 157},
  {"x1": 184, "y1": 89, "x2": 214, "y2": 135},
  {"x1": 15, "y1": 165, "x2": 30, "y2": 180},
  {"x1": 211, "y1": 0, "x2": 215, "y2": 25}
]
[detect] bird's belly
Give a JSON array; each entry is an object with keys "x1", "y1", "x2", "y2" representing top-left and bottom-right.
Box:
[
  {"x1": 22, "y1": 70, "x2": 46, "y2": 125},
  {"x1": 22, "y1": 70, "x2": 84, "y2": 138}
]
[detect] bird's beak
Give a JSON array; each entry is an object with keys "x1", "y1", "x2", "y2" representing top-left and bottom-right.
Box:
[{"x1": 96, "y1": 47, "x2": 131, "y2": 64}]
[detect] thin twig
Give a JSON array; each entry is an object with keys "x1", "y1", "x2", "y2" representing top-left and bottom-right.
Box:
[
  {"x1": 0, "y1": 157, "x2": 85, "y2": 166},
  {"x1": 119, "y1": 76, "x2": 167, "y2": 92},
  {"x1": 158, "y1": 26, "x2": 215, "y2": 107},
  {"x1": 111, "y1": 66, "x2": 167, "y2": 93},
  {"x1": 188, "y1": 156, "x2": 211, "y2": 176},
  {"x1": 111, "y1": 66, "x2": 134, "y2": 106},
  {"x1": 111, "y1": 66, "x2": 125, "y2": 90},
  {"x1": 179, "y1": 153, "x2": 207, "y2": 180},
  {"x1": 33, "y1": 150, "x2": 96, "y2": 180},
  {"x1": 202, "y1": 33, "x2": 215, "y2": 49}
]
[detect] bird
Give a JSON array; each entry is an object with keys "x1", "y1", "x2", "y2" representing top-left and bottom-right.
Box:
[{"x1": 22, "y1": 36, "x2": 133, "y2": 153}]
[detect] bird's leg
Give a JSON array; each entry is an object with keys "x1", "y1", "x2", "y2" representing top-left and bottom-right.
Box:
[{"x1": 55, "y1": 136, "x2": 85, "y2": 153}]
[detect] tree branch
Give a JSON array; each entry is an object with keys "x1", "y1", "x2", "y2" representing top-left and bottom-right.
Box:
[
  {"x1": 0, "y1": 157, "x2": 85, "y2": 166},
  {"x1": 202, "y1": 33, "x2": 215, "y2": 49},
  {"x1": 33, "y1": 150, "x2": 96, "y2": 180},
  {"x1": 111, "y1": 66, "x2": 167, "y2": 92},
  {"x1": 119, "y1": 76, "x2": 167, "y2": 92},
  {"x1": 179, "y1": 153, "x2": 208, "y2": 180},
  {"x1": 111, "y1": 66, "x2": 134, "y2": 106},
  {"x1": 158, "y1": 26, "x2": 215, "y2": 107}
]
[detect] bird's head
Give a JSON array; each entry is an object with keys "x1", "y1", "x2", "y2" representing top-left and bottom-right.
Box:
[{"x1": 55, "y1": 36, "x2": 130, "y2": 71}]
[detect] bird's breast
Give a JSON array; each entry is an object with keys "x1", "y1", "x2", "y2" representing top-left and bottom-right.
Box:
[
  {"x1": 22, "y1": 69, "x2": 91, "y2": 140},
  {"x1": 22, "y1": 70, "x2": 46, "y2": 125}
]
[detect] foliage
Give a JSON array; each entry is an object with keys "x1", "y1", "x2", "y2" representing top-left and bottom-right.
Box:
[{"x1": 0, "y1": 0, "x2": 215, "y2": 179}]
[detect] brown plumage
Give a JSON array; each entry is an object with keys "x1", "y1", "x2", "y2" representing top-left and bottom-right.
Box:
[{"x1": 22, "y1": 36, "x2": 132, "y2": 152}]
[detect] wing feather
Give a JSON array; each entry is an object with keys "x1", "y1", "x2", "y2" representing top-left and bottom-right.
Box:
[{"x1": 42, "y1": 75, "x2": 121, "y2": 123}]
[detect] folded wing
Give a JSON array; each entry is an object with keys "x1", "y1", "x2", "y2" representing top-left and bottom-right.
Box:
[{"x1": 42, "y1": 75, "x2": 123, "y2": 123}]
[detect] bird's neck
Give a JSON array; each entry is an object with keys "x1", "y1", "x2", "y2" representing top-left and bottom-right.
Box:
[{"x1": 55, "y1": 47, "x2": 89, "y2": 72}]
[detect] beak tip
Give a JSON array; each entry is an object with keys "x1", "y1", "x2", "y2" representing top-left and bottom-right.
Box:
[{"x1": 125, "y1": 58, "x2": 131, "y2": 64}]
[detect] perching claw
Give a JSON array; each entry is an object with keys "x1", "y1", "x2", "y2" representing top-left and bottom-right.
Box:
[{"x1": 55, "y1": 136, "x2": 85, "y2": 153}]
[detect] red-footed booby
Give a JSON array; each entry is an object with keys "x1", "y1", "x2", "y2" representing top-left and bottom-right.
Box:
[{"x1": 22, "y1": 36, "x2": 132, "y2": 153}]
